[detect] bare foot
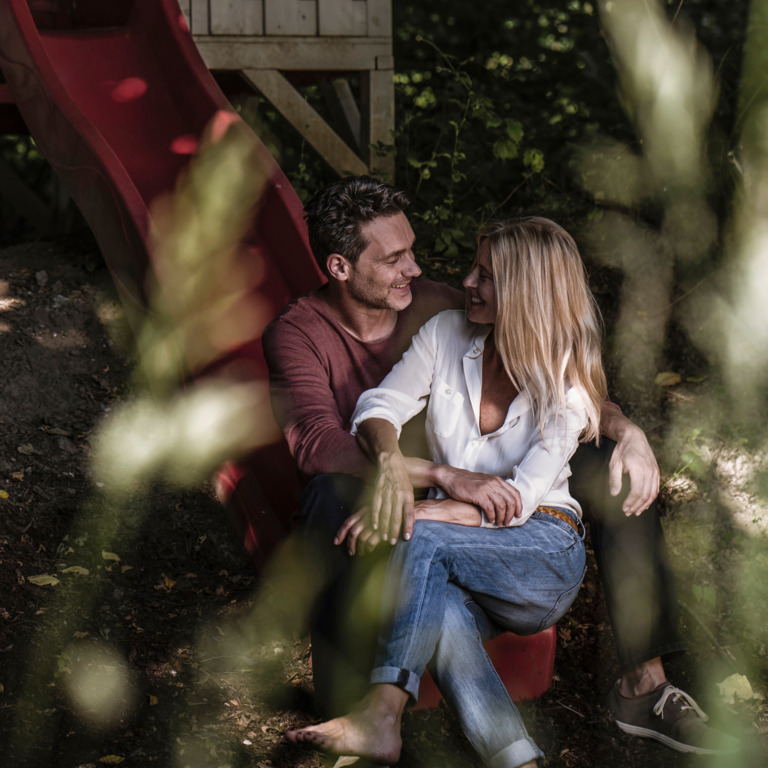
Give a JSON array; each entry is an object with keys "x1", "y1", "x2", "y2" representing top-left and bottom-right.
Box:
[{"x1": 285, "y1": 686, "x2": 406, "y2": 765}]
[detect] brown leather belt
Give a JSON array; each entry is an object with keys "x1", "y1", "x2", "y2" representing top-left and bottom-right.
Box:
[{"x1": 537, "y1": 506, "x2": 580, "y2": 534}]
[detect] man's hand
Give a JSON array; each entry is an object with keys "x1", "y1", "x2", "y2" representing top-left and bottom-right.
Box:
[
  {"x1": 436, "y1": 466, "x2": 522, "y2": 525},
  {"x1": 335, "y1": 507, "x2": 384, "y2": 556},
  {"x1": 605, "y1": 416, "x2": 660, "y2": 516}
]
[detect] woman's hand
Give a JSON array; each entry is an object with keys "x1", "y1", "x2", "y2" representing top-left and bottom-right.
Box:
[
  {"x1": 414, "y1": 498, "x2": 483, "y2": 526},
  {"x1": 334, "y1": 507, "x2": 384, "y2": 556},
  {"x1": 436, "y1": 465, "x2": 522, "y2": 525}
]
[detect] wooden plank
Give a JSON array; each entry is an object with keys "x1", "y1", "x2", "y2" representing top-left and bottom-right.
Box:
[
  {"x1": 265, "y1": 0, "x2": 316, "y2": 36},
  {"x1": 318, "y1": 0, "x2": 366, "y2": 36},
  {"x1": 242, "y1": 69, "x2": 368, "y2": 176},
  {"x1": 367, "y1": 0, "x2": 392, "y2": 37},
  {"x1": 194, "y1": 36, "x2": 388, "y2": 70},
  {"x1": 211, "y1": 0, "x2": 264, "y2": 35},
  {"x1": 190, "y1": 0, "x2": 209, "y2": 35},
  {"x1": 361, "y1": 68, "x2": 394, "y2": 180}
]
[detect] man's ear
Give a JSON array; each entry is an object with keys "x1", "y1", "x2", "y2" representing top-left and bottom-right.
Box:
[{"x1": 327, "y1": 253, "x2": 350, "y2": 281}]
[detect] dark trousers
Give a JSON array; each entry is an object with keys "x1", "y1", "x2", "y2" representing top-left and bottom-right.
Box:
[
  {"x1": 300, "y1": 442, "x2": 686, "y2": 714},
  {"x1": 569, "y1": 439, "x2": 686, "y2": 670},
  {"x1": 298, "y1": 474, "x2": 382, "y2": 716}
]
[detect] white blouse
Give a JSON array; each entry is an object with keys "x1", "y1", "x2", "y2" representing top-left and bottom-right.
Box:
[{"x1": 351, "y1": 310, "x2": 588, "y2": 524}]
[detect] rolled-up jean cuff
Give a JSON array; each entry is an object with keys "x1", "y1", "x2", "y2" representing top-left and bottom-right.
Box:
[
  {"x1": 370, "y1": 665, "x2": 420, "y2": 702},
  {"x1": 489, "y1": 738, "x2": 545, "y2": 768}
]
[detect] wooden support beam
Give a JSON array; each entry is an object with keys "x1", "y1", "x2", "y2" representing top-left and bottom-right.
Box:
[
  {"x1": 194, "y1": 36, "x2": 389, "y2": 71},
  {"x1": 319, "y1": 78, "x2": 361, "y2": 153},
  {"x1": 361, "y1": 66, "x2": 394, "y2": 180},
  {"x1": 242, "y1": 68, "x2": 368, "y2": 177}
]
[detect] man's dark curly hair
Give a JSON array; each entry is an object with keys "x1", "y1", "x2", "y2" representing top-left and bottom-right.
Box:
[{"x1": 304, "y1": 176, "x2": 411, "y2": 276}]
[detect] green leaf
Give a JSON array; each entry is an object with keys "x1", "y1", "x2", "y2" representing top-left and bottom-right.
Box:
[
  {"x1": 505, "y1": 119, "x2": 524, "y2": 143},
  {"x1": 681, "y1": 450, "x2": 707, "y2": 476},
  {"x1": 523, "y1": 148, "x2": 545, "y2": 173},
  {"x1": 493, "y1": 139, "x2": 519, "y2": 160}
]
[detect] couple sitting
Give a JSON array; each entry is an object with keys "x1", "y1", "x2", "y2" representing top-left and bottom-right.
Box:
[{"x1": 262, "y1": 176, "x2": 738, "y2": 765}]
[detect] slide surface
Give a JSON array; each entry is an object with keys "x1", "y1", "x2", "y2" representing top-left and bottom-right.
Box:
[{"x1": 0, "y1": 0, "x2": 324, "y2": 562}]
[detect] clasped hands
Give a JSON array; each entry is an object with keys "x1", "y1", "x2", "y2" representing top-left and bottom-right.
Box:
[{"x1": 334, "y1": 455, "x2": 522, "y2": 555}]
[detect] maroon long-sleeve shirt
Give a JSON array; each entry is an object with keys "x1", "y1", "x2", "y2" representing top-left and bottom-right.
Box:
[{"x1": 262, "y1": 279, "x2": 463, "y2": 480}]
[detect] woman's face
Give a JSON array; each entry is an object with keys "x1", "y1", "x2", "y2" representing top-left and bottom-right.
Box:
[{"x1": 463, "y1": 240, "x2": 497, "y2": 325}]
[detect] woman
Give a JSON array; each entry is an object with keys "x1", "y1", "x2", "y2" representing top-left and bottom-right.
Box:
[{"x1": 287, "y1": 217, "x2": 608, "y2": 767}]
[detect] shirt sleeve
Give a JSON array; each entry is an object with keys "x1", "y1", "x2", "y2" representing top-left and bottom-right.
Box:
[
  {"x1": 351, "y1": 315, "x2": 441, "y2": 437},
  {"x1": 481, "y1": 388, "x2": 588, "y2": 526},
  {"x1": 263, "y1": 318, "x2": 370, "y2": 478}
]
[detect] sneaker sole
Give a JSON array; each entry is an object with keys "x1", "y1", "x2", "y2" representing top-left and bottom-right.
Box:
[{"x1": 614, "y1": 719, "x2": 737, "y2": 755}]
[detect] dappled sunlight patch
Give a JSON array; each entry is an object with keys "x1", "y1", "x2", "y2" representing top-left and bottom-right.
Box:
[
  {"x1": 92, "y1": 379, "x2": 279, "y2": 494},
  {"x1": 61, "y1": 640, "x2": 138, "y2": 729},
  {"x1": 0, "y1": 280, "x2": 25, "y2": 335}
]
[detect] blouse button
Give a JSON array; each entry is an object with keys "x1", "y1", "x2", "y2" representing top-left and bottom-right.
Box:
[{"x1": 445, "y1": 388, "x2": 451, "y2": 395}]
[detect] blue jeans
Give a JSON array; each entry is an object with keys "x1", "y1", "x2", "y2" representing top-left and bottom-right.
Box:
[{"x1": 371, "y1": 512, "x2": 586, "y2": 767}]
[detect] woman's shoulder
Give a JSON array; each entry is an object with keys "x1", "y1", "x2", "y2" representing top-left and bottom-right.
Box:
[
  {"x1": 564, "y1": 384, "x2": 590, "y2": 416},
  {"x1": 421, "y1": 309, "x2": 474, "y2": 338}
]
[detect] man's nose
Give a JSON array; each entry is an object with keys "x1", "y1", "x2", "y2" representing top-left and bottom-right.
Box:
[{"x1": 404, "y1": 253, "x2": 421, "y2": 277}]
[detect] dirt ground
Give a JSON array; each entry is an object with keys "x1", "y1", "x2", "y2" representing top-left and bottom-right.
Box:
[{"x1": 0, "y1": 233, "x2": 766, "y2": 768}]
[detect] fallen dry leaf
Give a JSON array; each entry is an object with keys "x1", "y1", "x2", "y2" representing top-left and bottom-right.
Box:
[
  {"x1": 17, "y1": 443, "x2": 43, "y2": 456},
  {"x1": 654, "y1": 371, "x2": 682, "y2": 387},
  {"x1": 62, "y1": 566, "x2": 90, "y2": 576},
  {"x1": 28, "y1": 574, "x2": 60, "y2": 586}
]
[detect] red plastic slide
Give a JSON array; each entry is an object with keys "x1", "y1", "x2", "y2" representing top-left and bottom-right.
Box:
[
  {"x1": 0, "y1": 0, "x2": 556, "y2": 703},
  {"x1": 0, "y1": 0, "x2": 325, "y2": 562}
]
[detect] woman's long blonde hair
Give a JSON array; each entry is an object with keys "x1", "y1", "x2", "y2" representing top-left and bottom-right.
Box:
[{"x1": 480, "y1": 217, "x2": 607, "y2": 443}]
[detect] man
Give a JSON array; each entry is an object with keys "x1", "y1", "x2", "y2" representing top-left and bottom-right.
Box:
[{"x1": 263, "y1": 175, "x2": 736, "y2": 759}]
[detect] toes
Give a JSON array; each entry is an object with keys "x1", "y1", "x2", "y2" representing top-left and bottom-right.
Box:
[{"x1": 286, "y1": 728, "x2": 328, "y2": 747}]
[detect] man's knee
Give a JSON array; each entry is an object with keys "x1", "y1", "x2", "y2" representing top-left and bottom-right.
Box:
[
  {"x1": 299, "y1": 474, "x2": 366, "y2": 532},
  {"x1": 570, "y1": 439, "x2": 630, "y2": 522}
]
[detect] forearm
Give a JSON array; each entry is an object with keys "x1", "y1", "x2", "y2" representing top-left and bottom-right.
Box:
[
  {"x1": 414, "y1": 498, "x2": 482, "y2": 526},
  {"x1": 600, "y1": 401, "x2": 637, "y2": 442},
  {"x1": 291, "y1": 427, "x2": 371, "y2": 478},
  {"x1": 356, "y1": 417, "x2": 404, "y2": 464}
]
